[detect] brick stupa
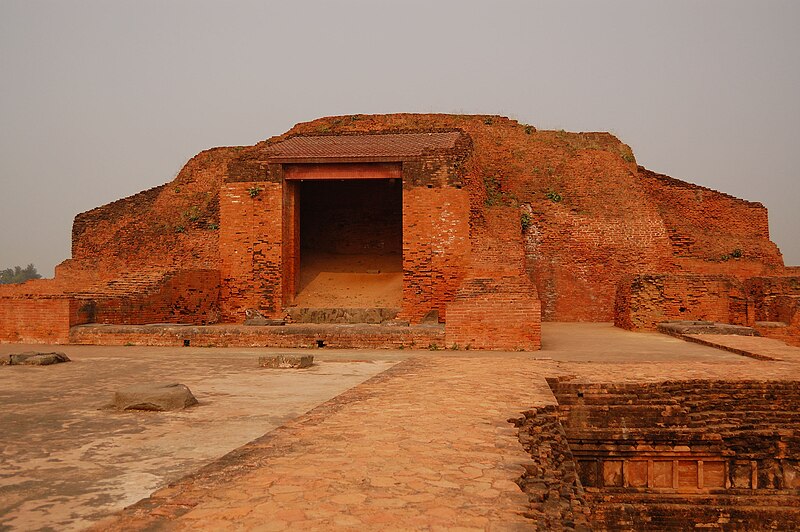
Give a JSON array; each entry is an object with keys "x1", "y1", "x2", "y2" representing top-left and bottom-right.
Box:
[{"x1": 1, "y1": 114, "x2": 797, "y2": 349}]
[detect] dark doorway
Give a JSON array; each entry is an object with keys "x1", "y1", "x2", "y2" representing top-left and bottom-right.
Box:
[{"x1": 295, "y1": 179, "x2": 402, "y2": 308}]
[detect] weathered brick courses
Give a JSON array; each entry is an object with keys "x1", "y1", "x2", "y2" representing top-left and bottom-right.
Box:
[
  {"x1": 614, "y1": 273, "x2": 751, "y2": 330},
  {"x1": 0, "y1": 114, "x2": 795, "y2": 349}
]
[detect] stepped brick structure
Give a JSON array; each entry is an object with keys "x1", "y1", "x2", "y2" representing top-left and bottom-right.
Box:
[
  {"x1": 516, "y1": 379, "x2": 800, "y2": 529},
  {"x1": 0, "y1": 114, "x2": 797, "y2": 348}
]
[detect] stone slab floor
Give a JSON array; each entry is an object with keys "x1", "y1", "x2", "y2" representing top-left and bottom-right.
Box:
[{"x1": 1, "y1": 324, "x2": 799, "y2": 531}]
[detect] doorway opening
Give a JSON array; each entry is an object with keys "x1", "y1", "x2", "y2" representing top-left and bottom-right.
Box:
[{"x1": 294, "y1": 178, "x2": 402, "y2": 309}]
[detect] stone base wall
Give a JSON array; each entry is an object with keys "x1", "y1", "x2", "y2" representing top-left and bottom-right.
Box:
[{"x1": 69, "y1": 323, "x2": 444, "y2": 349}]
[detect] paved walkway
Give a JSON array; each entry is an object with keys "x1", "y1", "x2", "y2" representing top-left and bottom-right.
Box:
[
  {"x1": 683, "y1": 333, "x2": 800, "y2": 362},
  {"x1": 93, "y1": 356, "x2": 555, "y2": 531},
  {"x1": 6, "y1": 323, "x2": 800, "y2": 530},
  {"x1": 0, "y1": 348, "x2": 401, "y2": 531}
]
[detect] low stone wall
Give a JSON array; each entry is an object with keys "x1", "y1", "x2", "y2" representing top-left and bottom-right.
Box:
[{"x1": 69, "y1": 323, "x2": 445, "y2": 349}]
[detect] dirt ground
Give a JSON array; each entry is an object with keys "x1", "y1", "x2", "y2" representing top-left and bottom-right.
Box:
[{"x1": 294, "y1": 252, "x2": 402, "y2": 308}]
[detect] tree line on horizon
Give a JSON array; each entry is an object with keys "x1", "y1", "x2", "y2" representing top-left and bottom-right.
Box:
[{"x1": 0, "y1": 264, "x2": 41, "y2": 284}]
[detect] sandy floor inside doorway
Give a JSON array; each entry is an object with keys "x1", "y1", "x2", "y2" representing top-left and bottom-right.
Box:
[{"x1": 294, "y1": 252, "x2": 402, "y2": 308}]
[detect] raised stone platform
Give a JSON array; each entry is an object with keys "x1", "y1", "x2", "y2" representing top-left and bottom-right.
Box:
[{"x1": 658, "y1": 320, "x2": 759, "y2": 337}]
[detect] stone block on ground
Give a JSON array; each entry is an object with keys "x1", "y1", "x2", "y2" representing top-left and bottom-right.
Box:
[
  {"x1": 111, "y1": 383, "x2": 198, "y2": 411},
  {"x1": 658, "y1": 321, "x2": 758, "y2": 336},
  {"x1": 244, "y1": 309, "x2": 286, "y2": 326},
  {"x1": 0, "y1": 352, "x2": 71, "y2": 366},
  {"x1": 258, "y1": 354, "x2": 314, "y2": 369}
]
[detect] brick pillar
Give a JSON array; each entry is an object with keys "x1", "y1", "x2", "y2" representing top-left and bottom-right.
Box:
[
  {"x1": 219, "y1": 181, "x2": 285, "y2": 321},
  {"x1": 445, "y1": 206, "x2": 542, "y2": 350}
]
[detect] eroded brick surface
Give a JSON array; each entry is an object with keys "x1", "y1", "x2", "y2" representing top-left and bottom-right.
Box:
[{"x1": 1, "y1": 114, "x2": 795, "y2": 350}]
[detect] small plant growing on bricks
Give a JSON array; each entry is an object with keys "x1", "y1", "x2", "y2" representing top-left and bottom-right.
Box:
[
  {"x1": 248, "y1": 186, "x2": 262, "y2": 198},
  {"x1": 484, "y1": 175, "x2": 519, "y2": 207},
  {"x1": 520, "y1": 212, "x2": 533, "y2": 233},
  {"x1": 546, "y1": 191, "x2": 563, "y2": 203},
  {"x1": 184, "y1": 206, "x2": 202, "y2": 223}
]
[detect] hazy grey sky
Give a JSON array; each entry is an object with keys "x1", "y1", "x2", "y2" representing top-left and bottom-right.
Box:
[{"x1": 1, "y1": 0, "x2": 798, "y2": 276}]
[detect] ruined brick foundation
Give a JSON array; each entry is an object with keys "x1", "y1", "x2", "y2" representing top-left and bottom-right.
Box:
[{"x1": 515, "y1": 379, "x2": 800, "y2": 530}]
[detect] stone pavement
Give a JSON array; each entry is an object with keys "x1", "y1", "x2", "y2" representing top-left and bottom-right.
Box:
[
  {"x1": 93, "y1": 355, "x2": 556, "y2": 531},
  {"x1": 683, "y1": 333, "x2": 800, "y2": 362},
  {"x1": 5, "y1": 324, "x2": 800, "y2": 530},
  {"x1": 0, "y1": 347, "x2": 402, "y2": 531}
]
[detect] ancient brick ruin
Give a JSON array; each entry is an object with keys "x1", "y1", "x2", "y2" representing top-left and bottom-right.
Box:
[
  {"x1": 0, "y1": 114, "x2": 797, "y2": 349},
  {"x1": 515, "y1": 379, "x2": 800, "y2": 530}
]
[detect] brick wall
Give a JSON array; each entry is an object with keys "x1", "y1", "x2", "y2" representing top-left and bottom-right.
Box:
[
  {"x1": 514, "y1": 405, "x2": 592, "y2": 528},
  {"x1": 0, "y1": 297, "x2": 79, "y2": 344},
  {"x1": 219, "y1": 181, "x2": 285, "y2": 321},
  {"x1": 614, "y1": 273, "x2": 750, "y2": 330},
  {"x1": 747, "y1": 276, "x2": 800, "y2": 346},
  {"x1": 445, "y1": 276, "x2": 541, "y2": 350},
  {"x1": 545, "y1": 379, "x2": 800, "y2": 530},
  {"x1": 70, "y1": 147, "x2": 236, "y2": 276},
  {"x1": 78, "y1": 269, "x2": 220, "y2": 325},
  {"x1": 445, "y1": 207, "x2": 542, "y2": 350},
  {"x1": 746, "y1": 276, "x2": 800, "y2": 321},
  {"x1": 400, "y1": 186, "x2": 470, "y2": 323},
  {"x1": 639, "y1": 167, "x2": 784, "y2": 275},
  {"x1": 523, "y1": 152, "x2": 675, "y2": 322}
]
